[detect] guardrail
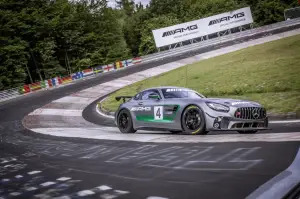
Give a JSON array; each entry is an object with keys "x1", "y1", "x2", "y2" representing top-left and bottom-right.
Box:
[{"x1": 1, "y1": 18, "x2": 300, "y2": 103}]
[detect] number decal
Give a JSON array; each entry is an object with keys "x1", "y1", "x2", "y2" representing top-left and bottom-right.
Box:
[
  {"x1": 154, "y1": 106, "x2": 163, "y2": 120},
  {"x1": 156, "y1": 108, "x2": 161, "y2": 118}
]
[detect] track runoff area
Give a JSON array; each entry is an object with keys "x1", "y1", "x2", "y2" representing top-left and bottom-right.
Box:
[{"x1": 2, "y1": 9, "x2": 300, "y2": 199}]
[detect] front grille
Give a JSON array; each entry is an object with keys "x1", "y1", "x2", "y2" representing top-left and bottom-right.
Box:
[
  {"x1": 231, "y1": 122, "x2": 266, "y2": 129},
  {"x1": 234, "y1": 107, "x2": 266, "y2": 120}
]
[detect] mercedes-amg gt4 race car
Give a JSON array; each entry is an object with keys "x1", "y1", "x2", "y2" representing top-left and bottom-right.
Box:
[{"x1": 114, "y1": 86, "x2": 269, "y2": 135}]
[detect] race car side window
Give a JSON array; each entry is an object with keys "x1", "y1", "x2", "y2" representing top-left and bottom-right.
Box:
[
  {"x1": 133, "y1": 93, "x2": 141, "y2": 100},
  {"x1": 141, "y1": 89, "x2": 161, "y2": 100},
  {"x1": 162, "y1": 88, "x2": 204, "y2": 99}
]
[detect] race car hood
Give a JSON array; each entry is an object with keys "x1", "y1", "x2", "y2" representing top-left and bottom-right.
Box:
[{"x1": 203, "y1": 98, "x2": 262, "y2": 107}]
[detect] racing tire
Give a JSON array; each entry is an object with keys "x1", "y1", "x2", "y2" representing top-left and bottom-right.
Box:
[
  {"x1": 181, "y1": 105, "x2": 207, "y2": 135},
  {"x1": 117, "y1": 109, "x2": 136, "y2": 134},
  {"x1": 237, "y1": 130, "x2": 257, "y2": 134}
]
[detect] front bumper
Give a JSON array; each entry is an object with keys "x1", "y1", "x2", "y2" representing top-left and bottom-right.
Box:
[{"x1": 208, "y1": 116, "x2": 269, "y2": 131}]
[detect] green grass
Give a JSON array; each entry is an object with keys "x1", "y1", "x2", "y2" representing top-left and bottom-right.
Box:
[{"x1": 102, "y1": 34, "x2": 300, "y2": 114}]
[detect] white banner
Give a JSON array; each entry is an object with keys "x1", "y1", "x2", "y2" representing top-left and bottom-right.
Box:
[{"x1": 152, "y1": 7, "x2": 253, "y2": 48}]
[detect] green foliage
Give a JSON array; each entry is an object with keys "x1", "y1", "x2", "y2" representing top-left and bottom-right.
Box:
[
  {"x1": 0, "y1": 0, "x2": 297, "y2": 90},
  {"x1": 0, "y1": 37, "x2": 28, "y2": 89},
  {"x1": 0, "y1": 0, "x2": 130, "y2": 89},
  {"x1": 181, "y1": 0, "x2": 246, "y2": 22},
  {"x1": 250, "y1": 0, "x2": 297, "y2": 26},
  {"x1": 139, "y1": 15, "x2": 180, "y2": 55}
]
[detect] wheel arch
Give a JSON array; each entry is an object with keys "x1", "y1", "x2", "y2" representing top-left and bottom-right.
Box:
[
  {"x1": 116, "y1": 107, "x2": 136, "y2": 129},
  {"x1": 180, "y1": 104, "x2": 207, "y2": 131}
]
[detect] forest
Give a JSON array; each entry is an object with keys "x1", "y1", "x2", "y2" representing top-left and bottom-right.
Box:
[{"x1": 0, "y1": 0, "x2": 298, "y2": 90}]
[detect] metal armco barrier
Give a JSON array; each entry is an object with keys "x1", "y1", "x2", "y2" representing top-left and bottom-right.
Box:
[{"x1": 0, "y1": 18, "x2": 300, "y2": 103}]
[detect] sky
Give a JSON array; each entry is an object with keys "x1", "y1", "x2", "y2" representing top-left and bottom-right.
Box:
[{"x1": 107, "y1": 0, "x2": 150, "y2": 8}]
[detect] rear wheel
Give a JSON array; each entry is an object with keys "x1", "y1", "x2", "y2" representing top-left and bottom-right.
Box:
[
  {"x1": 181, "y1": 105, "x2": 207, "y2": 135},
  {"x1": 237, "y1": 130, "x2": 257, "y2": 134},
  {"x1": 117, "y1": 109, "x2": 136, "y2": 134}
]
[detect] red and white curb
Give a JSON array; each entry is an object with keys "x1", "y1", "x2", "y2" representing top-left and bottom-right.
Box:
[{"x1": 23, "y1": 28, "x2": 300, "y2": 143}]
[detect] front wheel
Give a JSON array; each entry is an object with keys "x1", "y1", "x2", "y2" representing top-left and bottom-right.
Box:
[
  {"x1": 237, "y1": 130, "x2": 257, "y2": 134},
  {"x1": 117, "y1": 109, "x2": 136, "y2": 134},
  {"x1": 181, "y1": 105, "x2": 207, "y2": 135}
]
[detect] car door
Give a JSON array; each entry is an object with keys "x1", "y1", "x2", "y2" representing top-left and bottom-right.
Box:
[{"x1": 134, "y1": 89, "x2": 165, "y2": 129}]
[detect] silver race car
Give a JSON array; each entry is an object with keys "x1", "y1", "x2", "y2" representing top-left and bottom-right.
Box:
[{"x1": 114, "y1": 86, "x2": 268, "y2": 135}]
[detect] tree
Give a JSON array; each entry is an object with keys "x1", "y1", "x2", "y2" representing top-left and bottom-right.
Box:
[
  {"x1": 139, "y1": 15, "x2": 180, "y2": 55},
  {"x1": 0, "y1": 0, "x2": 297, "y2": 90},
  {"x1": 0, "y1": 37, "x2": 28, "y2": 89}
]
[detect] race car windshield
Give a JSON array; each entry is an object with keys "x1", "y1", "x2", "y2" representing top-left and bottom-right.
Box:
[{"x1": 162, "y1": 88, "x2": 205, "y2": 99}]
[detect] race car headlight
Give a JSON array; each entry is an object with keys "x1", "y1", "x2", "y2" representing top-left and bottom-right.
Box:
[{"x1": 206, "y1": 102, "x2": 229, "y2": 112}]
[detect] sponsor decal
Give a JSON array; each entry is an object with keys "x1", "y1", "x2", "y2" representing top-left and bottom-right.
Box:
[
  {"x1": 131, "y1": 107, "x2": 151, "y2": 112},
  {"x1": 166, "y1": 88, "x2": 189, "y2": 92},
  {"x1": 208, "y1": 12, "x2": 245, "y2": 26},
  {"x1": 231, "y1": 101, "x2": 250, "y2": 106},
  {"x1": 162, "y1": 25, "x2": 198, "y2": 37}
]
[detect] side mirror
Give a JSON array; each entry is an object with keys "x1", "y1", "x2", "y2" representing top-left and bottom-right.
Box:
[{"x1": 148, "y1": 93, "x2": 160, "y2": 100}]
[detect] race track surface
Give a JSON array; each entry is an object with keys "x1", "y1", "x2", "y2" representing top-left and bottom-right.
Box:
[{"x1": 1, "y1": 30, "x2": 300, "y2": 199}]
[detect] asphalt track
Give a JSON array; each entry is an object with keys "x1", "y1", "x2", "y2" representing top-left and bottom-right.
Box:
[{"x1": 0, "y1": 31, "x2": 300, "y2": 198}]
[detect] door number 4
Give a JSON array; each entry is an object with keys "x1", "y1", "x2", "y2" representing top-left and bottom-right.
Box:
[{"x1": 154, "y1": 106, "x2": 163, "y2": 120}]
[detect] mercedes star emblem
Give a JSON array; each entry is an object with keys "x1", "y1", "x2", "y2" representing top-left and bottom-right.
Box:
[{"x1": 252, "y1": 108, "x2": 260, "y2": 119}]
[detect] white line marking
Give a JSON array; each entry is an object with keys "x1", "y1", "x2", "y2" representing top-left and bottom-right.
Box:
[
  {"x1": 100, "y1": 193, "x2": 117, "y2": 199},
  {"x1": 77, "y1": 190, "x2": 95, "y2": 196},
  {"x1": 40, "y1": 181, "x2": 56, "y2": 187},
  {"x1": 95, "y1": 185, "x2": 112, "y2": 191},
  {"x1": 28, "y1": 171, "x2": 41, "y2": 175},
  {"x1": 29, "y1": 108, "x2": 82, "y2": 117},
  {"x1": 34, "y1": 194, "x2": 51, "y2": 198},
  {"x1": 2, "y1": 179, "x2": 9, "y2": 182},
  {"x1": 1, "y1": 158, "x2": 17, "y2": 164},
  {"x1": 15, "y1": 175, "x2": 23, "y2": 178},
  {"x1": 53, "y1": 196, "x2": 71, "y2": 199},
  {"x1": 26, "y1": 187, "x2": 38, "y2": 191},
  {"x1": 56, "y1": 177, "x2": 71, "y2": 181},
  {"x1": 115, "y1": 190, "x2": 130, "y2": 194},
  {"x1": 53, "y1": 96, "x2": 94, "y2": 104},
  {"x1": 9, "y1": 192, "x2": 21, "y2": 196},
  {"x1": 147, "y1": 197, "x2": 169, "y2": 199},
  {"x1": 96, "y1": 99, "x2": 114, "y2": 119},
  {"x1": 269, "y1": 119, "x2": 300, "y2": 124}
]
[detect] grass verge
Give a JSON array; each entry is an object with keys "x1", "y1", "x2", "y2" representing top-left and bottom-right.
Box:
[{"x1": 102, "y1": 34, "x2": 300, "y2": 114}]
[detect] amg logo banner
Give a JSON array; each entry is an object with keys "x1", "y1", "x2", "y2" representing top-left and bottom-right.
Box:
[
  {"x1": 162, "y1": 25, "x2": 198, "y2": 37},
  {"x1": 152, "y1": 7, "x2": 253, "y2": 48},
  {"x1": 208, "y1": 12, "x2": 245, "y2": 26},
  {"x1": 131, "y1": 107, "x2": 151, "y2": 112}
]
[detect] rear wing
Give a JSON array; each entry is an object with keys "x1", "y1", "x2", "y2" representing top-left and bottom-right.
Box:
[{"x1": 115, "y1": 96, "x2": 133, "y2": 103}]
